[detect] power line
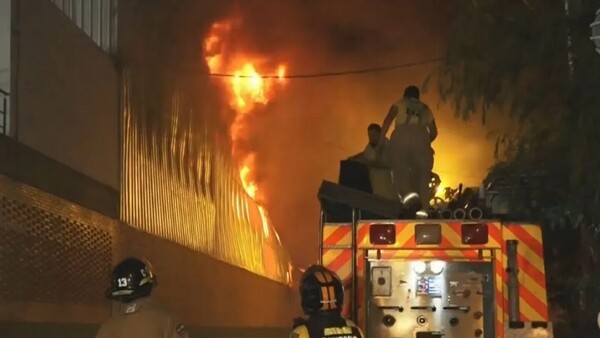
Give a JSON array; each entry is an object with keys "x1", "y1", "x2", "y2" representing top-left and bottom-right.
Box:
[{"x1": 204, "y1": 57, "x2": 443, "y2": 79}]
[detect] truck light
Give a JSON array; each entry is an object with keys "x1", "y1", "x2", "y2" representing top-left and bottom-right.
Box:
[
  {"x1": 415, "y1": 223, "x2": 441, "y2": 245},
  {"x1": 370, "y1": 223, "x2": 396, "y2": 245},
  {"x1": 430, "y1": 260, "x2": 445, "y2": 274},
  {"x1": 413, "y1": 261, "x2": 427, "y2": 274},
  {"x1": 461, "y1": 223, "x2": 489, "y2": 245}
]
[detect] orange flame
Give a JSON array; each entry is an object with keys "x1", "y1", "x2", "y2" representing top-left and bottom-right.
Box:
[
  {"x1": 239, "y1": 153, "x2": 258, "y2": 199},
  {"x1": 203, "y1": 18, "x2": 287, "y2": 238}
]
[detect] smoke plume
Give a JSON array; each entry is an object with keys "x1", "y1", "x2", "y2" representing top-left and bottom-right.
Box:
[{"x1": 171, "y1": 0, "x2": 504, "y2": 267}]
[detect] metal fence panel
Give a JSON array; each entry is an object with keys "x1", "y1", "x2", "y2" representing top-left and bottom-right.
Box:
[{"x1": 0, "y1": 174, "x2": 116, "y2": 306}]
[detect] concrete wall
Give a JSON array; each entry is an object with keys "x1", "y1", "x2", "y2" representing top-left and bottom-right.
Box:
[
  {"x1": 0, "y1": 324, "x2": 292, "y2": 338},
  {"x1": 0, "y1": 169, "x2": 300, "y2": 338},
  {"x1": 0, "y1": 0, "x2": 9, "y2": 92},
  {"x1": 12, "y1": 0, "x2": 118, "y2": 189},
  {"x1": 0, "y1": 0, "x2": 10, "y2": 135},
  {"x1": 0, "y1": 134, "x2": 118, "y2": 217},
  {"x1": 0, "y1": 226, "x2": 300, "y2": 338},
  {"x1": 116, "y1": 225, "x2": 300, "y2": 338}
]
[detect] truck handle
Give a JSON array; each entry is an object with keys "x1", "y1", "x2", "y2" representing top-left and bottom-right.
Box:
[
  {"x1": 411, "y1": 306, "x2": 437, "y2": 312},
  {"x1": 506, "y1": 239, "x2": 520, "y2": 324},
  {"x1": 442, "y1": 305, "x2": 471, "y2": 313},
  {"x1": 378, "y1": 306, "x2": 404, "y2": 312},
  {"x1": 416, "y1": 332, "x2": 444, "y2": 337}
]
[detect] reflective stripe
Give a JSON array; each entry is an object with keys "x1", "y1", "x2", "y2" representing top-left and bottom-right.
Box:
[
  {"x1": 321, "y1": 220, "x2": 550, "y2": 336},
  {"x1": 502, "y1": 224, "x2": 549, "y2": 321}
]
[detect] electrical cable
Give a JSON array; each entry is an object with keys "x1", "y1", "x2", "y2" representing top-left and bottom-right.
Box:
[{"x1": 203, "y1": 57, "x2": 443, "y2": 79}]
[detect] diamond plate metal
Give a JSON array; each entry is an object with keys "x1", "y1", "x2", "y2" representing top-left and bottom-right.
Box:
[{"x1": 0, "y1": 174, "x2": 116, "y2": 305}]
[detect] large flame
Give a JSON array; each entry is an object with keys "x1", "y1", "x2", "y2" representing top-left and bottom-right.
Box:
[{"x1": 203, "y1": 18, "x2": 287, "y2": 239}]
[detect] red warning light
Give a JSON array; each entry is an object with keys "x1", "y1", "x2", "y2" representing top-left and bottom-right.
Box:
[
  {"x1": 370, "y1": 224, "x2": 396, "y2": 245},
  {"x1": 461, "y1": 223, "x2": 489, "y2": 245}
]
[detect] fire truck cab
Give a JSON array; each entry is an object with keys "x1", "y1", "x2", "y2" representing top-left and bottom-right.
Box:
[{"x1": 317, "y1": 180, "x2": 554, "y2": 338}]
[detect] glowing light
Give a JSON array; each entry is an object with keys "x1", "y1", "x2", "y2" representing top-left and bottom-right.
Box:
[
  {"x1": 429, "y1": 260, "x2": 445, "y2": 274},
  {"x1": 531, "y1": 328, "x2": 550, "y2": 338},
  {"x1": 273, "y1": 226, "x2": 282, "y2": 245},
  {"x1": 258, "y1": 205, "x2": 270, "y2": 238},
  {"x1": 278, "y1": 65, "x2": 286, "y2": 81},
  {"x1": 231, "y1": 64, "x2": 269, "y2": 112},
  {"x1": 412, "y1": 261, "x2": 427, "y2": 274},
  {"x1": 239, "y1": 154, "x2": 258, "y2": 199},
  {"x1": 203, "y1": 18, "x2": 287, "y2": 238},
  {"x1": 287, "y1": 263, "x2": 294, "y2": 286}
]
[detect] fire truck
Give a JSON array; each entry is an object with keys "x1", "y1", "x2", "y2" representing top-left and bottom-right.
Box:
[{"x1": 317, "y1": 180, "x2": 554, "y2": 338}]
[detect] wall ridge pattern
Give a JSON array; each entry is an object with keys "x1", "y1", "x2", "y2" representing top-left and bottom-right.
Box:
[{"x1": 119, "y1": 71, "x2": 293, "y2": 284}]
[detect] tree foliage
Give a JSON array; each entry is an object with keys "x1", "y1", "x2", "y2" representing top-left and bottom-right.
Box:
[
  {"x1": 434, "y1": 0, "x2": 600, "y2": 335},
  {"x1": 435, "y1": 0, "x2": 600, "y2": 216}
]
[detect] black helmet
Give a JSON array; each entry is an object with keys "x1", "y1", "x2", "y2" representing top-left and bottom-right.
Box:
[
  {"x1": 107, "y1": 257, "x2": 156, "y2": 303},
  {"x1": 403, "y1": 85, "x2": 420, "y2": 99},
  {"x1": 299, "y1": 265, "x2": 344, "y2": 315}
]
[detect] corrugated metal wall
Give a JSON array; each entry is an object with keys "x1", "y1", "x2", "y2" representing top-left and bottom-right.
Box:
[
  {"x1": 120, "y1": 71, "x2": 293, "y2": 284},
  {"x1": 50, "y1": 0, "x2": 118, "y2": 54}
]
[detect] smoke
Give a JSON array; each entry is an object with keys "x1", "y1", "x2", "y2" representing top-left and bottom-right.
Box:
[
  {"x1": 159, "y1": 0, "x2": 502, "y2": 267},
  {"x1": 197, "y1": 0, "x2": 501, "y2": 267}
]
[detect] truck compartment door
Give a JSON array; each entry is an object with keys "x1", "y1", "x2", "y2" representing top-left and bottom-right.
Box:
[{"x1": 367, "y1": 259, "x2": 494, "y2": 338}]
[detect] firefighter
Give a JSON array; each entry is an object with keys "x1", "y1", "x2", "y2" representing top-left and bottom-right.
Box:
[
  {"x1": 347, "y1": 123, "x2": 397, "y2": 200},
  {"x1": 95, "y1": 257, "x2": 189, "y2": 338},
  {"x1": 381, "y1": 85, "x2": 438, "y2": 207},
  {"x1": 291, "y1": 265, "x2": 363, "y2": 338}
]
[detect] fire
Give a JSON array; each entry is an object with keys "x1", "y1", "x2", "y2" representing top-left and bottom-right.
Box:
[
  {"x1": 239, "y1": 154, "x2": 258, "y2": 199},
  {"x1": 203, "y1": 18, "x2": 287, "y2": 238},
  {"x1": 232, "y1": 64, "x2": 266, "y2": 109}
]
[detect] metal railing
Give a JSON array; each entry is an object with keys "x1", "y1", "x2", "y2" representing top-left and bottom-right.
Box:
[
  {"x1": 0, "y1": 88, "x2": 8, "y2": 136},
  {"x1": 50, "y1": 0, "x2": 118, "y2": 54}
]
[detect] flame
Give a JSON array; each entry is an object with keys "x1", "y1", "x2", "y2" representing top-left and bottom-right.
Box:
[
  {"x1": 203, "y1": 18, "x2": 287, "y2": 238},
  {"x1": 232, "y1": 64, "x2": 267, "y2": 110},
  {"x1": 239, "y1": 154, "x2": 258, "y2": 199}
]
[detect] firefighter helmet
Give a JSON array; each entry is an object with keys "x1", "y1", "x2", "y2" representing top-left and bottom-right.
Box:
[
  {"x1": 403, "y1": 85, "x2": 420, "y2": 99},
  {"x1": 299, "y1": 265, "x2": 344, "y2": 315},
  {"x1": 107, "y1": 257, "x2": 156, "y2": 303}
]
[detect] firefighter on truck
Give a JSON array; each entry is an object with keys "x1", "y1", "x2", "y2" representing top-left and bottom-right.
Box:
[
  {"x1": 291, "y1": 265, "x2": 364, "y2": 338},
  {"x1": 381, "y1": 85, "x2": 437, "y2": 208}
]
